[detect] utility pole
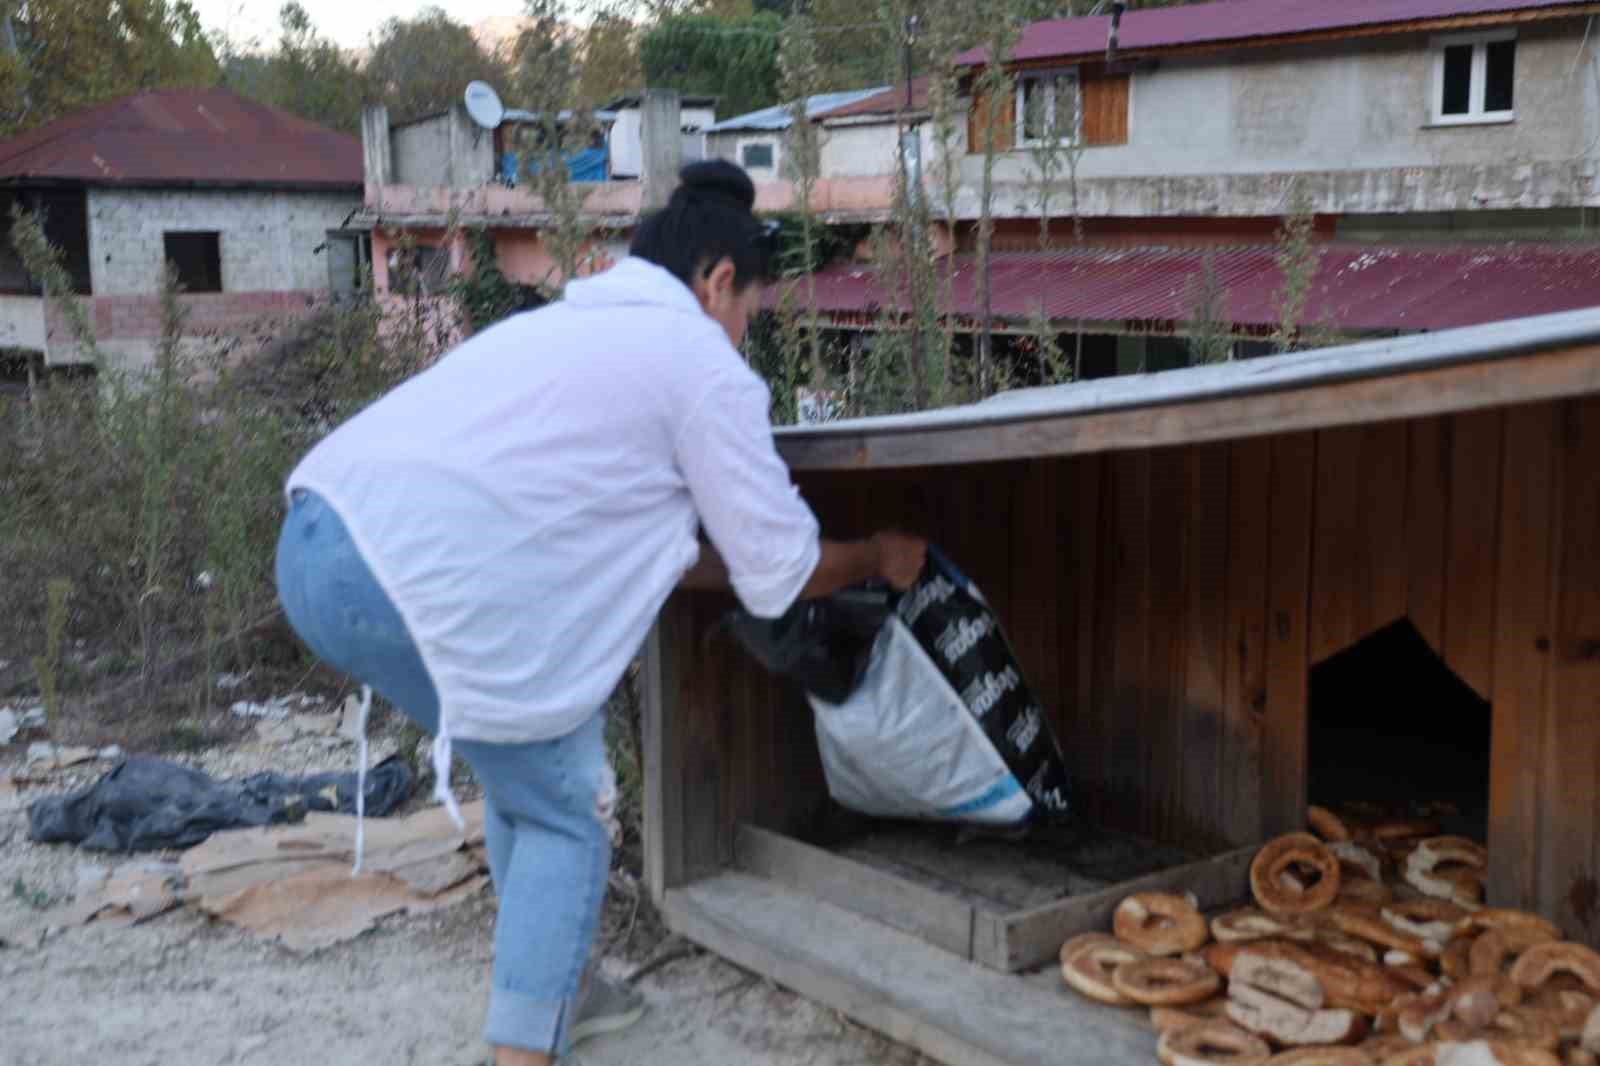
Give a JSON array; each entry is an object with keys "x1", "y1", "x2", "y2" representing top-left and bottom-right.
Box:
[
  {"x1": 3, "y1": 1, "x2": 30, "y2": 121},
  {"x1": 903, "y1": 14, "x2": 916, "y2": 111},
  {"x1": 901, "y1": 13, "x2": 928, "y2": 409}
]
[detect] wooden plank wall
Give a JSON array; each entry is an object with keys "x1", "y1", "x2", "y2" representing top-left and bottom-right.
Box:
[{"x1": 658, "y1": 399, "x2": 1600, "y2": 938}]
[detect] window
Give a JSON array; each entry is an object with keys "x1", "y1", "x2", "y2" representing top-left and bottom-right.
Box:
[
  {"x1": 163, "y1": 232, "x2": 222, "y2": 293},
  {"x1": 1015, "y1": 69, "x2": 1081, "y2": 147},
  {"x1": 387, "y1": 244, "x2": 449, "y2": 296},
  {"x1": 741, "y1": 142, "x2": 775, "y2": 170},
  {"x1": 325, "y1": 230, "x2": 372, "y2": 300},
  {"x1": 900, "y1": 130, "x2": 922, "y2": 201},
  {"x1": 1432, "y1": 32, "x2": 1515, "y2": 124}
]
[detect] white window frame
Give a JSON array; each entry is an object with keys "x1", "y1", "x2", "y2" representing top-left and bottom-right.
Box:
[
  {"x1": 1430, "y1": 29, "x2": 1516, "y2": 126},
  {"x1": 740, "y1": 140, "x2": 777, "y2": 171},
  {"x1": 1015, "y1": 67, "x2": 1082, "y2": 148}
]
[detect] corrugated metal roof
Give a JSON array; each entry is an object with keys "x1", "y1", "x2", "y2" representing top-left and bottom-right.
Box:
[
  {"x1": 705, "y1": 88, "x2": 890, "y2": 133},
  {"x1": 0, "y1": 89, "x2": 362, "y2": 189},
  {"x1": 777, "y1": 244, "x2": 1600, "y2": 334},
  {"x1": 774, "y1": 304, "x2": 1600, "y2": 441},
  {"x1": 819, "y1": 77, "x2": 932, "y2": 121},
  {"x1": 603, "y1": 93, "x2": 720, "y2": 110},
  {"x1": 956, "y1": 0, "x2": 1593, "y2": 65}
]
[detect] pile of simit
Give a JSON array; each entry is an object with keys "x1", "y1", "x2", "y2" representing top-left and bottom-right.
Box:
[{"x1": 1058, "y1": 805, "x2": 1600, "y2": 1066}]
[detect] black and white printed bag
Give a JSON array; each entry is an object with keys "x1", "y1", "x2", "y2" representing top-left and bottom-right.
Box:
[{"x1": 728, "y1": 546, "x2": 1071, "y2": 825}]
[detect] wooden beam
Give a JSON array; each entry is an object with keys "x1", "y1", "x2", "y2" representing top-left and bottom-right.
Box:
[
  {"x1": 1220, "y1": 439, "x2": 1271, "y2": 848},
  {"x1": 1406, "y1": 417, "x2": 1451, "y2": 655},
  {"x1": 1360, "y1": 421, "x2": 1411, "y2": 640},
  {"x1": 735, "y1": 824, "x2": 976, "y2": 960},
  {"x1": 1262, "y1": 433, "x2": 1316, "y2": 838},
  {"x1": 1147, "y1": 449, "x2": 1190, "y2": 842},
  {"x1": 1443, "y1": 410, "x2": 1506, "y2": 700},
  {"x1": 642, "y1": 600, "x2": 689, "y2": 906},
  {"x1": 664, "y1": 872, "x2": 1160, "y2": 1066},
  {"x1": 1109, "y1": 450, "x2": 1152, "y2": 835},
  {"x1": 976, "y1": 845, "x2": 1257, "y2": 973},
  {"x1": 1182, "y1": 442, "x2": 1231, "y2": 852},
  {"x1": 1308, "y1": 425, "x2": 1364, "y2": 664},
  {"x1": 775, "y1": 344, "x2": 1600, "y2": 472},
  {"x1": 1538, "y1": 398, "x2": 1600, "y2": 941},
  {"x1": 1487, "y1": 402, "x2": 1558, "y2": 911}
]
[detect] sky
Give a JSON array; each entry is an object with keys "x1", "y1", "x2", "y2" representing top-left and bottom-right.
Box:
[{"x1": 187, "y1": 0, "x2": 527, "y2": 50}]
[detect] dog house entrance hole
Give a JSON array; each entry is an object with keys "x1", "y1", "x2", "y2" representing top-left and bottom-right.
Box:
[{"x1": 1307, "y1": 619, "x2": 1491, "y2": 841}]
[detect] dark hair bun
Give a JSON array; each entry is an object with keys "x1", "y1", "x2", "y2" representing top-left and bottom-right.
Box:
[{"x1": 675, "y1": 160, "x2": 756, "y2": 212}]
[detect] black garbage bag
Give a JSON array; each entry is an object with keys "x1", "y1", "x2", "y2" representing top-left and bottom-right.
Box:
[
  {"x1": 724, "y1": 584, "x2": 894, "y2": 704},
  {"x1": 27, "y1": 754, "x2": 414, "y2": 852}
]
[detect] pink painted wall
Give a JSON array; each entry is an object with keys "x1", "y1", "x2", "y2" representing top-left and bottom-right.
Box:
[
  {"x1": 491, "y1": 232, "x2": 622, "y2": 289},
  {"x1": 367, "y1": 183, "x2": 645, "y2": 221},
  {"x1": 371, "y1": 228, "x2": 466, "y2": 294},
  {"x1": 371, "y1": 227, "x2": 622, "y2": 297},
  {"x1": 366, "y1": 177, "x2": 898, "y2": 221}
]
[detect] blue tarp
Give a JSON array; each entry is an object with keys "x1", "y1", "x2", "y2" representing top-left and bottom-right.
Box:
[{"x1": 500, "y1": 146, "x2": 609, "y2": 185}]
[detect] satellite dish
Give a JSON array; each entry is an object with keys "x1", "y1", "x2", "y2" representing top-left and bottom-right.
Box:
[{"x1": 464, "y1": 81, "x2": 505, "y2": 130}]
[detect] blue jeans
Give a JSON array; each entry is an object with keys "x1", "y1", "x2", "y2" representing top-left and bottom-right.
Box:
[{"x1": 275, "y1": 489, "x2": 612, "y2": 1058}]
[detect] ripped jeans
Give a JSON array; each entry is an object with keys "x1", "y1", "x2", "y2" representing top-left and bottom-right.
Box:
[{"x1": 274, "y1": 488, "x2": 613, "y2": 1058}]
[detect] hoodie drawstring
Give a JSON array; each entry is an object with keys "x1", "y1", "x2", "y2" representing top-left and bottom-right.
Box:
[
  {"x1": 432, "y1": 725, "x2": 466, "y2": 831},
  {"x1": 350, "y1": 689, "x2": 466, "y2": 877},
  {"x1": 351, "y1": 684, "x2": 372, "y2": 876}
]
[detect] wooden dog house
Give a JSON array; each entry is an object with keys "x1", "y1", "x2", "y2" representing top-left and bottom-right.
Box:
[{"x1": 641, "y1": 308, "x2": 1600, "y2": 1066}]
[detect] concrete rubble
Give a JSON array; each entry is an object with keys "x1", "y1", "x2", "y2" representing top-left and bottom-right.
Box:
[
  {"x1": 0, "y1": 702, "x2": 48, "y2": 746},
  {"x1": 228, "y1": 692, "x2": 321, "y2": 720}
]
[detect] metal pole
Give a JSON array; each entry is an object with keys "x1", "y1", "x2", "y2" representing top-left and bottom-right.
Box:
[{"x1": 902, "y1": 13, "x2": 927, "y2": 409}]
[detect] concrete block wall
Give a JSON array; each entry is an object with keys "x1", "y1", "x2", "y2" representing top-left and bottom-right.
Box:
[
  {"x1": 955, "y1": 20, "x2": 1598, "y2": 217},
  {"x1": 43, "y1": 290, "x2": 332, "y2": 369},
  {"x1": 390, "y1": 107, "x2": 496, "y2": 189},
  {"x1": 87, "y1": 188, "x2": 359, "y2": 297}
]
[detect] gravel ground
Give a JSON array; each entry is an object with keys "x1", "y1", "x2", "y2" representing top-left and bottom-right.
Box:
[{"x1": 0, "y1": 689, "x2": 933, "y2": 1066}]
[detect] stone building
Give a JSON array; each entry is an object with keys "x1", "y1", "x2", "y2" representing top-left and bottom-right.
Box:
[{"x1": 0, "y1": 88, "x2": 363, "y2": 372}]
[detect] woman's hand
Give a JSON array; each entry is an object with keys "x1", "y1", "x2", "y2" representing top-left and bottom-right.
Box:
[{"x1": 871, "y1": 531, "x2": 927, "y2": 591}]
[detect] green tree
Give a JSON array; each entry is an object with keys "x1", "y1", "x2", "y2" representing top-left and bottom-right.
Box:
[
  {"x1": 577, "y1": 10, "x2": 644, "y2": 107},
  {"x1": 219, "y1": 3, "x2": 365, "y2": 132},
  {"x1": 639, "y1": 11, "x2": 782, "y2": 119},
  {"x1": 1185, "y1": 250, "x2": 1232, "y2": 365},
  {"x1": 972, "y1": 1, "x2": 1024, "y2": 398},
  {"x1": 779, "y1": 8, "x2": 825, "y2": 394},
  {"x1": 512, "y1": 0, "x2": 602, "y2": 287},
  {"x1": 923, "y1": 2, "x2": 976, "y2": 401},
  {"x1": 1272, "y1": 177, "x2": 1320, "y2": 354},
  {"x1": 268, "y1": 2, "x2": 367, "y2": 131},
  {"x1": 365, "y1": 7, "x2": 512, "y2": 124},
  {"x1": 0, "y1": 0, "x2": 220, "y2": 138},
  {"x1": 511, "y1": 0, "x2": 580, "y2": 111}
]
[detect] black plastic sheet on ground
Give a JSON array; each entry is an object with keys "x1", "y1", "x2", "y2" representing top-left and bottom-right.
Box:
[{"x1": 27, "y1": 754, "x2": 414, "y2": 852}]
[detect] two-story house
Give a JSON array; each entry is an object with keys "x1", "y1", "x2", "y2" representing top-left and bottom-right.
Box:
[
  {"x1": 357, "y1": 87, "x2": 902, "y2": 322},
  {"x1": 800, "y1": 0, "x2": 1600, "y2": 376}
]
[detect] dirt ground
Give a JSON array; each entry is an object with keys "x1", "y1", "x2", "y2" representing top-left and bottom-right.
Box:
[{"x1": 0, "y1": 691, "x2": 933, "y2": 1066}]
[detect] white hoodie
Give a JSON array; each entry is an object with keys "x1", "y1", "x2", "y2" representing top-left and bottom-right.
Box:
[{"x1": 286, "y1": 257, "x2": 821, "y2": 746}]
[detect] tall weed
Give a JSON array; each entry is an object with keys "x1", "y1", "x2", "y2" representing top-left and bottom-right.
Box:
[{"x1": 0, "y1": 209, "x2": 449, "y2": 720}]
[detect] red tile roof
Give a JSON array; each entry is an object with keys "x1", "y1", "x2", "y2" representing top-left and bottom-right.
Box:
[
  {"x1": 818, "y1": 76, "x2": 933, "y2": 120},
  {"x1": 0, "y1": 89, "x2": 362, "y2": 189},
  {"x1": 775, "y1": 244, "x2": 1600, "y2": 334},
  {"x1": 957, "y1": 0, "x2": 1594, "y2": 66}
]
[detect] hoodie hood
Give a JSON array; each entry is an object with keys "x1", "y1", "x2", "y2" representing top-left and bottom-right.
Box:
[{"x1": 563, "y1": 256, "x2": 706, "y2": 317}]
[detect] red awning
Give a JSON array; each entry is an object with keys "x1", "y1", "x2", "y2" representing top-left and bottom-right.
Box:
[{"x1": 769, "y1": 244, "x2": 1600, "y2": 334}]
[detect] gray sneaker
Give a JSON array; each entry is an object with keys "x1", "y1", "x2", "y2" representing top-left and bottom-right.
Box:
[{"x1": 568, "y1": 964, "x2": 647, "y2": 1048}]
